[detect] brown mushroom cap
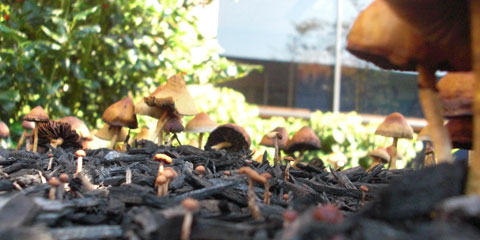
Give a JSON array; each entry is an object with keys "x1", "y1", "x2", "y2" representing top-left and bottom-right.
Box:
[
  {"x1": 165, "y1": 167, "x2": 178, "y2": 178},
  {"x1": 144, "y1": 75, "x2": 198, "y2": 116},
  {"x1": 0, "y1": 121, "x2": 9, "y2": 139},
  {"x1": 75, "y1": 149, "x2": 86, "y2": 157},
  {"x1": 205, "y1": 123, "x2": 251, "y2": 152},
  {"x1": 239, "y1": 167, "x2": 266, "y2": 184},
  {"x1": 37, "y1": 120, "x2": 82, "y2": 150},
  {"x1": 346, "y1": 0, "x2": 450, "y2": 71},
  {"x1": 437, "y1": 72, "x2": 474, "y2": 117},
  {"x1": 368, "y1": 147, "x2": 390, "y2": 163},
  {"x1": 285, "y1": 126, "x2": 320, "y2": 154},
  {"x1": 24, "y1": 106, "x2": 49, "y2": 122},
  {"x1": 195, "y1": 165, "x2": 206, "y2": 175},
  {"x1": 185, "y1": 112, "x2": 218, "y2": 133},
  {"x1": 182, "y1": 198, "x2": 199, "y2": 211},
  {"x1": 95, "y1": 124, "x2": 128, "y2": 142},
  {"x1": 155, "y1": 175, "x2": 167, "y2": 186},
  {"x1": 446, "y1": 117, "x2": 472, "y2": 150},
  {"x1": 154, "y1": 153, "x2": 172, "y2": 164},
  {"x1": 102, "y1": 97, "x2": 138, "y2": 129},
  {"x1": 260, "y1": 127, "x2": 289, "y2": 150},
  {"x1": 384, "y1": 0, "x2": 470, "y2": 71},
  {"x1": 58, "y1": 116, "x2": 91, "y2": 140},
  {"x1": 59, "y1": 173, "x2": 69, "y2": 184},
  {"x1": 48, "y1": 177, "x2": 60, "y2": 187},
  {"x1": 21, "y1": 120, "x2": 35, "y2": 130},
  {"x1": 375, "y1": 112, "x2": 413, "y2": 139}
]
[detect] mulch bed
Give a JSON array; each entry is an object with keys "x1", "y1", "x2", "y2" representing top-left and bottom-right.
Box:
[{"x1": 0, "y1": 141, "x2": 478, "y2": 240}]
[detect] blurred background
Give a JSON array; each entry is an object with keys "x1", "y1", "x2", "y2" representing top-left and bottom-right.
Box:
[{"x1": 0, "y1": 0, "x2": 425, "y2": 168}]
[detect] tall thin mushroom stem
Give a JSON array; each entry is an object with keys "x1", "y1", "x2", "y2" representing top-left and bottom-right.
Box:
[
  {"x1": 154, "y1": 111, "x2": 169, "y2": 145},
  {"x1": 467, "y1": 0, "x2": 480, "y2": 194},
  {"x1": 32, "y1": 124, "x2": 39, "y2": 152},
  {"x1": 273, "y1": 137, "x2": 279, "y2": 165},
  {"x1": 417, "y1": 65, "x2": 452, "y2": 163},
  {"x1": 109, "y1": 127, "x2": 120, "y2": 149},
  {"x1": 16, "y1": 130, "x2": 27, "y2": 150},
  {"x1": 198, "y1": 132, "x2": 204, "y2": 149},
  {"x1": 389, "y1": 138, "x2": 398, "y2": 170}
]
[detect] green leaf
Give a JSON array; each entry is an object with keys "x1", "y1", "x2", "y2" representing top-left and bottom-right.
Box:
[
  {"x1": 41, "y1": 25, "x2": 65, "y2": 44},
  {"x1": 73, "y1": 6, "x2": 98, "y2": 21},
  {"x1": 0, "y1": 24, "x2": 26, "y2": 40}
]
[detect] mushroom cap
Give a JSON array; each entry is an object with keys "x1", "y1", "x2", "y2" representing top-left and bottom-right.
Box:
[
  {"x1": 164, "y1": 167, "x2": 178, "y2": 178},
  {"x1": 48, "y1": 177, "x2": 60, "y2": 187},
  {"x1": 75, "y1": 149, "x2": 86, "y2": 157},
  {"x1": 346, "y1": 0, "x2": 450, "y2": 71},
  {"x1": 95, "y1": 124, "x2": 128, "y2": 142},
  {"x1": 59, "y1": 173, "x2": 69, "y2": 183},
  {"x1": 259, "y1": 127, "x2": 289, "y2": 150},
  {"x1": 144, "y1": 75, "x2": 198, "y2": 116},
  {"x1": 285, "y1": 126, "x2": 321, "y2": 154},
  {"x1": 375, "y1": 112, "x2": 413, "y2": 139},
  {"x1": 195, "y1": 165, "x2": 206, "y2": 174},
  {"x1": 58, "y1": 116, "x2": 91, "y2": 140},
  {"x1": 384, "y1": 0, "x2": 470, "y2": 71},
  {"x1": 0, "y1": 121, "x2": 9, "y2": 138},
  {"x1": 155, "y1": 175, "x2": 167, "y2": 186},
  {"x1": 102, "y1": 97, "x2": 138, "y2": 129},
  {"x1": 368, "y1": 147, "x2": 390, "y2": 163},
  {"x1": 182, "y1": 198, "x2": 199, "y2": 211},
  {"x1": 135, "y1": 84, "x2": 169, "y2": 119},
  {"x1": 205, "y1": 123, "x2": 251, "y2": 152},
  {"x1": 133, "y1": 127, "x2": 151, "y2": 142},
  {"x1": 24, "y1": 106, "x2": 50, "y2": 122},
  {"x1": 446, "y1": 117, "x2": 472, "y2": 150},
  {"x1": 239, "y1": 167, "x2": 266, "y2": 184},
  {"x1": 417, "y1": 125, "x2": 432, "y2": 142},
  {"x1": 437, "y1": 72, "x2": 474, "y2": 117},
  {"x1": 185, "y1": 112, "x2": 218, "y2": 133},
  {"x1": 163, "y1": 115, "x2": 184, "y2": 134},
  {"x1": 154, "y1": 153, "x2": 172, "y2": 164},
  {"x1": 21, "y1": 120, "x2": 35, "y2": 130},
  {"x1": 37, "y1": 120, "x2": 82, "y2": 150}
]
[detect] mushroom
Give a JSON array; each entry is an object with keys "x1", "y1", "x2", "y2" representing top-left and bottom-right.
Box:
[
  {"x1": 129, "y1": 127, "x2": 151, "y2": 145},
  {"x1": 375, "y1": 112, "x2": 413, "y2": 169},
  {"x1": 260, "y1": 127, "x2": 288, "y2": 165},
  {"x1": 205, "y1": 123, "x2": 251, "y2": 153},
  {"x1": 48, "y1": 177, "x2": 59, "y2": 200},
  {"x1": 95, "y1": 123, "x2": 129, "y2": 147},
  {"x1": 101, "y1": 97, "x2": 138, "y2": 149},
  {"x1": 23, "y1": 106, "x2": 50, "y2": 152},
  {"x1": 185, "y1": 112, "x2": 218, "y2": 149},
  {"x1": 239, "y1": 167, "x2": 266, "y2": 220},
  {"x1": 313, "y1": 204, "x2": 344, "y2": 224},
  {"x1": 181, "y1": 198, "x2": 199, "y2": 240},
  {"x1": 347, "y1": 0, "x2": 455, "y2": 165},
  {"x1": 153, "y1": 153, "x2": 172, "y2": 195},
  {"x1": 285, "y1": 126, "x2": 321, "y2": 165},
  {"x1": 47, "y1": 152, "x2": 54, "y2": 171},
  {"x1": 141, "y1": 75, "x2": 198, "y2": 145},
  {"x1": 37, "y1": 120, "x2": 82, "y2": 152},
  {"x1": 58, "y1": 116, "x2": 91, "y2": 149},
  {"x1": 284, "y1": 156, "x2": 295, "y2": 182},
  {"x1": 75, "y1": 149, "x2": 86, "y2": 174},
  {"x1": 155, "y1": 175, "x2": 167, "y2": 197},
  {"x1": 194, "y1": 165, "x2": 206, "y2": 176},
  {"x1": 0, "y1": 121, "x2": 9, "y2": 148},
  {"x1": 366, "y1": 147, "x2": 390, "y2": 171},
  {"x1": 417, "y1": 125, "x2": 435, "y2": 166},
  {"x1": 283, "y1": 210, "x2": 298, "y2": 228},
  {"x1": 260, "y1": 172, "x2": 272, "y2": 204},
  {"x1": 59, "y1": 173, "x2": 69, "y2": 199},
  {"x1": 359, "y1": 185, "x2": 369, "y2": 207},
  {"x1": 16, "y1": 120, "x2": 35, "y2": 150},
  {"x1": 163, "y1": 167, "x2": 178, "y2": 196}
]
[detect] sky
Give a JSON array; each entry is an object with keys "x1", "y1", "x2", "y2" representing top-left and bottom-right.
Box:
[{"x1": 217, "y1": 0, "x2": 374, "y2": 66}]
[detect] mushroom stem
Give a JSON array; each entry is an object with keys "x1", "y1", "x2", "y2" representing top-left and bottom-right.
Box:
[
  {"x1": 47, "y1": 154, "x2": 54, "y2": 171},
  {"x1": 16, "y1": 130, "x2": 27, "y2": 150},
  {"x1": 181, "y1": 211, "x2": 193, "y2": 240},
  {"x1": 284, "y1": 161, "x2": 291, "y2": 182},
  {"x1": 109, "y1": 127, "x2": 120, "y2": 149},
  {"x1": 424, "y1": 141, "x2": 436, "y2": 166},
  {"x1": 388, "y1": 138, "x2": 398, "y2": 170},
  {"x1": 32, "y1": 124, "x2": 39, "y2": 152},
  {"x1": 417, "y1": 65, "x2": 452, "y2": 163},
  {"x1": 211, "y1": 141, "x2": 232, "y2": 150},
  {"x1": 273, "y1": 137, "x2": 280, "y2": 165},
  {"x1": 158, "y1": 162, "x2": 164, "y2": 175},
  {"x1": 467, "y1": 0, "x2": 480, "y2": 194},
  {"x1": 247, "y1": 178, "x2": 262, "y2": 219},
  {"x1": 49, "y1": 186, "x2": 56, "y2": 200},
  {"x1": 198, "y1": 133, "x2": 204, "y2": 149},
  {"x1": 154, "y1": 111, "x2": 169, "y2": 145},
  {"x1": 263, "y1": 181, "x2": 270, "y2": 205}
]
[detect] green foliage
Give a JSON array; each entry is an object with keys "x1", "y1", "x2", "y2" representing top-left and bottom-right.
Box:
[
  {"x1": 0, "y1": 0, "x2": 251, "y2": 137},
  {"x1": 175, "y1": 85, "x2": 422, "y2": 169}
]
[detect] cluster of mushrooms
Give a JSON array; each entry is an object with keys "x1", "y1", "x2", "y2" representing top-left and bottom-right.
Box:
[{"x1": 347, "y1": 0, "x2": 480, "y2": 194}]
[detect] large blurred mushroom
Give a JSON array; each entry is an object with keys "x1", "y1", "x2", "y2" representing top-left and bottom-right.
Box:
[
  {"x1": 285, "y1": 126, "x2": 320, "y2": 165},
  {"x1": 347, "y1": 0, "x2": 456, "y2": 164},
  {"x1": 23, "y1": 106, "x2": 50, "y2": 152},
  {"x1": 142, "y1": 75, "x2": 198, "y2": 145},
  {"x1": 375, "y1": 112, "x2": 413, "y2": 170},
  {"x1": 101, "y1": 97, "x2": 138, "y2": 149},
  {"x1": 367, "y1": 147, "x2": 390, "y2": 171},
  {"x1": 185, "y1": 112, "x2": 218, "y2": 149},
  {"x1": 95, "y1": 124, "x2": 129, "y2": 147},
  {"x1": 37, "y1": 120, "x2": 82, "y2": 152},
  {"x1": 205, "y1": 123, "x2": 251, "y2": 153},
  {"x1": 58, "y1": 116, "x2": 91, "y2": 149}
]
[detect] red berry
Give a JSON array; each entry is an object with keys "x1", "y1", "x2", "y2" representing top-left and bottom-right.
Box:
[
  {"x1": 102, "y1": 3, "x2": 108, "y2": 9},
  {"x1": 4, "y1": 14, "x2": 9, "y2": 21},
  {"x1": 313, "y1": 204, "x2": 344, "y2": 224}
]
